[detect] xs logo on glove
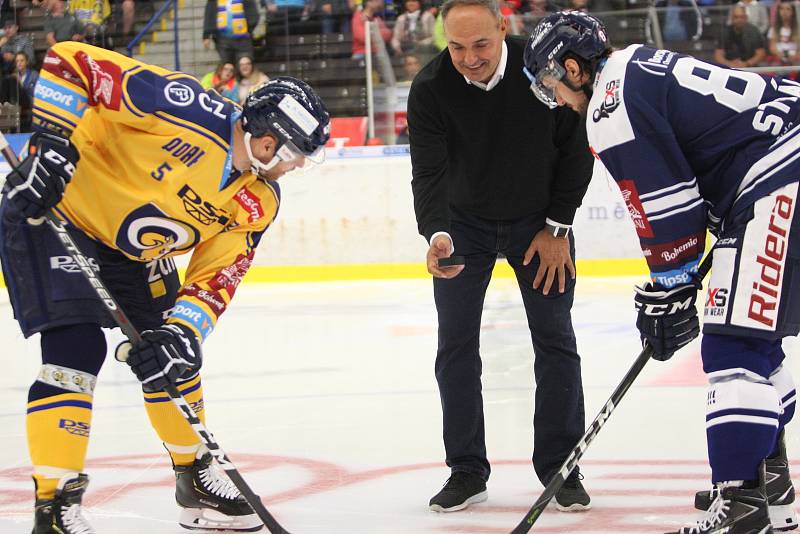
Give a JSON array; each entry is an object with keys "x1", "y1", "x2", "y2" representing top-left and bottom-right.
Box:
[
  {"x1": 634, "y1": 280, "x2": 701, "y2": 361},
  {"x1": 117, "y1": 324, "x2": 203, "y2": 391},
  {"x1": 3, "y1": 132, "x2": 79, "y2": 219}
]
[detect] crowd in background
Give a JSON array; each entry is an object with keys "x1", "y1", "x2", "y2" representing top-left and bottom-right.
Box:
[{"x1": 0, "y1": 0, "x2": 799, "y2": 133}]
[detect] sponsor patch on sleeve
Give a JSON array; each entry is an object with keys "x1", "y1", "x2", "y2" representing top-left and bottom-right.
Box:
[
  {"x1": 74, "y1": 51, "x2": 122, "y2": 111},
  {"x1": 234, "y1": 186, "x2": 264, "y2": 224},
  {"x1": 619, "y1": 180, "x2": 654, "y2": 238}
]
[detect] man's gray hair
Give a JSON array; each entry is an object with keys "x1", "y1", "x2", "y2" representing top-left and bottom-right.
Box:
[{"x1": 441, "y1": 0, "x2": 501, "y2": 21}]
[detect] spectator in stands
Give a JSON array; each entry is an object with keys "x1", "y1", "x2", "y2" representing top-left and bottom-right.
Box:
[
  {"x1": 116, "y1": 0, "x2": 135, "y2": 38},
  {"x1": 649, "y1": 0, "x2": 702, "y2": 45},
  {"x1": 309, "y1": 0, "x2": 355, "y2": 33},
  {"x1": 768, "y1": 0, "x2": 800, "y2": 64},
  {"x1": 519, "y1": 0, "x2": 556, "y2": 17},
  {"x1": 0, "y1": 20, "x2": 34, "y2": 73},
  {"x1": 715, "y1": 4, "x2": 767, "y2": 67},
  {"x1": 201, "y1": 62, "x2": 240, "y2": 101},
  {"x1": 13, "y1": 51, "x2": 37, "y2": 99},
  {"x1": 739, "y1": 0, "x2": 769, "y2": 35},
  {"x1": 432, "y1": 11, "x2": 446, "y2": 50},
  {"x1": 352, "y1": 0, "x2": 392, "y2": 58},
  {"x1": 567, "y1": 0, "x2": 589, "y2": 12},
  {"x1": 69, "y1": 0, "x2": 111, "y2": 46},
  {"x1": 236, "y1": 55, "x2": 268, "y2": 103},
  {"x1": 203, "y1": 0, "x2": 259, "y2": 66},
  {"x1": 391, "y1": 0, "x2": 435, "y2": 54},
  {"x1": 401, "y1": 51, "x2": 422, "y2": 80},
  {"x1": 45, "y1": 0, "x2": 85, "y2": 46},
  {"x1": 3, "y1": 51, "x2": 37, "y2": 130},
  {"x1": 264, "y1": 0, "x2": 308, "y2": 36}
]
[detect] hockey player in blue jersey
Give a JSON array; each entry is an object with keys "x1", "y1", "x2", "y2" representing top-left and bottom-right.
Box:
[{"x1": 525, "y1": 11, "x2": 799, "y2": 534}]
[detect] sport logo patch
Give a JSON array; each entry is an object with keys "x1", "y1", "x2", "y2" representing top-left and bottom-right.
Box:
[
  {"x1": 592, "y1": 79, "x2": 620, "y2": 123},
  {"x1": 75, "y1": 52, "x2": 121, "y2": 110},
  {"x1": 59, "y1": 418, "x2": 90, "y2": 437},
  {"x1": 50, "y1": 255, "x2": 100, "y2": 273},
  {"x1": 164, "y1": 81, "x2": 195, "y2": 107},
  {"x1": 177, "y1": 184, "x2": 231, "y2": 226},
  {"x1": 618, "y1": 180, "x2": 654, "y2": 238},
  {"x1": 705, "y1": 287, "x2": 728, "y2": 318},
  {"x1": 234, "y1": 187, "x2": 264, "y2": 223}
]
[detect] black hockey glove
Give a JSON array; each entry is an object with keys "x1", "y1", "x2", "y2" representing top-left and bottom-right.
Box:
[
  {"x1": 3, "y1": 132, "x2": 79, "y2": 219},
  {"x1": 634, "y1": 280, "x2": 702, "y2": 361},
  {"x1": 118, "y1": 324, "x2": 202, "y2": 391}
]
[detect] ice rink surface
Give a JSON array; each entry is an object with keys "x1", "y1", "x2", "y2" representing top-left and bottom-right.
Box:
[{"x1": 1, "y1": 274, "x2": 799, "y2": 533}]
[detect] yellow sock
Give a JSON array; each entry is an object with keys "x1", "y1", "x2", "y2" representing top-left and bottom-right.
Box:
[
  {"x1": 143, "y1": 374, "x2": 205, "y2": 466},
  {"x1": 27, "y1": 392, "x2": 92, "y2": 500}
]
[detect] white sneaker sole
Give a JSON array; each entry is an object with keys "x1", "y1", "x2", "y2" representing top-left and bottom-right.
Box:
[
  {"x1": 429, "y1": 490, "x2": 488, "y2": 513},
  {"x1": 554, "y1": 501, "x2": 592, "y2": 512},
  {"x1": 770, "y1": 503, "x2": 799, "y2": 531},
  {"x1": 179, "y1": 507, "x2": 263, "y2": 532}
]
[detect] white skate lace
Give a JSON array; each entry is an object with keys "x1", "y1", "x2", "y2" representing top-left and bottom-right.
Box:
[
  {"x1": 681, "y1": 494, "x2": 730, "y2": 534},
  {"x1": 60, "y1": 503, "x2": 95, "y2": 534},
  {"x1": 199, "y1": 464, "x2": 243, "y2": 501}
]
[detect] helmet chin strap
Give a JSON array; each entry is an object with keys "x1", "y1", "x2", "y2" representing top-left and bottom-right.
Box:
[{"x1": 244, "y1": 132, "x2": 281, "y2": 175}]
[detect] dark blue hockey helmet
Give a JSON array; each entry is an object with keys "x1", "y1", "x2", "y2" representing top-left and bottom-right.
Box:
[
  {"x1": 241, "y1": 76, "x2": 331, "y2": 173},
  {"x1": 523, "y1": 11, "x2": 611, "y2": 109}
]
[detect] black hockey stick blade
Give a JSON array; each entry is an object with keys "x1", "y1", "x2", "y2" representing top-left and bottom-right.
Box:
[{"x1": 509, "y1": 254, "x2": 713, "y2": 534}]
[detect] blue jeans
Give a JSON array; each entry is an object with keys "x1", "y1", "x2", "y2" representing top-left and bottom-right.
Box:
[{"x1": 433, "y1": 207, "x2": 585, "y2": 483}]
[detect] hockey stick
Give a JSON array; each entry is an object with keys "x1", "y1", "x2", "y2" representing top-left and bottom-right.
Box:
[
  {"x1": 509, "y1": 252, "x2": 714, "y2": 534},
  {"x1": 0, "y1": 133, "x2": 290, "y2": 534}
]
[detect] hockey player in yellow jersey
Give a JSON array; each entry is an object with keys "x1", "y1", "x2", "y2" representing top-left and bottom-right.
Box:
[{"x1": 0, "y1": 41, "x2": 330, "y2": 534}]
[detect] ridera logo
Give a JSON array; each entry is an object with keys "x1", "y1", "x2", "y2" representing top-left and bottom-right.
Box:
[{"x1": 59, "y1": 418, "x2": 90, "y2": 437}]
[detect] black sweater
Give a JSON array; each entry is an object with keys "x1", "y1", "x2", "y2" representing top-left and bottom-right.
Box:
[{"x1": 408, "y1": 37, "x2": 593, "y2": 242}]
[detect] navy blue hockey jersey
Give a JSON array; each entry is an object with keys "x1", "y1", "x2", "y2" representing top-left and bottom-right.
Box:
[{"x1": 588, "y1": 45, "x2": 800, "y2": 288}]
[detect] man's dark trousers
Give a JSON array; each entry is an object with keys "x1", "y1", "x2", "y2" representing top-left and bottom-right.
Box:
[{"x1": 433, "y1": 207, "x2": 585, "y2": 484}]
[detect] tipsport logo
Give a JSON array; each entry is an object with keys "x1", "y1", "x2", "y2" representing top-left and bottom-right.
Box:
[{"x1": 59, "y1": 418, "x2": 90, "y2": 437}]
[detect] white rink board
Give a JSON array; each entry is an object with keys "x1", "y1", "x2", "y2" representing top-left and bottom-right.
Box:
[
  {"x1": 0, "y1": 143, "x2": 642, "y2": 267},
  {"x1": 258, "y1": 150, "x2": 642, "y2": 265}
]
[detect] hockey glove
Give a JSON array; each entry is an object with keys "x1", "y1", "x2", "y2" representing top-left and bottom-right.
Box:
[
  {"x1": 634, "y1": 280, "x2": 701, "y2": 361},
  {"x1": 3, "y1": 132, "x2": 79, "y2": 219},
  {"x1": 118, "y1": 324, "x2": 202, "y2": 391}
]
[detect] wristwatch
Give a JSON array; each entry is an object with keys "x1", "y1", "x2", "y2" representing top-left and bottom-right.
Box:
[{"x1": 545, "y1": 222, "x2": 570, "y2": 239}]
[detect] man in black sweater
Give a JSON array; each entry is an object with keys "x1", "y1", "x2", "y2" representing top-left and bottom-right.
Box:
[{"x1": 408, "y1": 0, "x2": 594, "y2": 513}]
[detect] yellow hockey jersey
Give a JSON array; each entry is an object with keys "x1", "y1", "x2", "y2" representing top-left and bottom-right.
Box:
[{"x1": 32, "y1": 41, "x2": 280, "y2": 342}]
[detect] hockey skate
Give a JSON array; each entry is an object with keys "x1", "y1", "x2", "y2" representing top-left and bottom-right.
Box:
[
  {"x1": 174, "y1": 451, "x2": 262, "y2": 532},
  {"x1": 667, "y1": 462, "x2": 772, "y2": 534},
  {"x1": 695, "y1": 431, "x2": 797, "y2": 531},
  {"x1": 32, "y1": 473, "x2": 95, "y2": 534}
]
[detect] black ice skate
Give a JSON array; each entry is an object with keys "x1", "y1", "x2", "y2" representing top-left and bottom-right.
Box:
[
  {"x1": 695, "y1": 431, "x2": 797, "y2": 531},
  {"x1": 667, "y1": 463, "x2": 772, "y2": 534},
  {"x1": 32, "y1": 473, "x2": 95, "y2": 534},
  {"x1": 174, "y1": 451, "x2": 262, "y2": 532}
]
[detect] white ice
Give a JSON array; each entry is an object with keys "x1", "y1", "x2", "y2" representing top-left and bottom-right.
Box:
[{"x1": 1, "y1": 275, "x2": 798, "y2": 533}]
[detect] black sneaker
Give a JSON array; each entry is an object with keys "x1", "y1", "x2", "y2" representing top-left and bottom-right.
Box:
[
  {"x1": 32, "y1": 473, "x2": 95, "y2": 534},
  {"x1": 695, "y1": 431, "x2": 796, "y2": 531},
  {"x1": 174, "y1": 452, "x2": 261, "y2": 532},
  {"x1": 553, "y1": 471, "x2": 591, "y2": 512},
  {"x1": 428, "y1": 471, "x2": 488, "y2": 512},
  {"x1": 667, "y1": 462, "x2": 773, "y2": 534}
]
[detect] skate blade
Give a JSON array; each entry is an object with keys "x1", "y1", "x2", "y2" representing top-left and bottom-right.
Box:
[
  {"x1": 179, "y1": 507, "x2": 263, "y2": 532},
  {"x1": 770, "y1": 503, "x2": 799, "y2": 531}
]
